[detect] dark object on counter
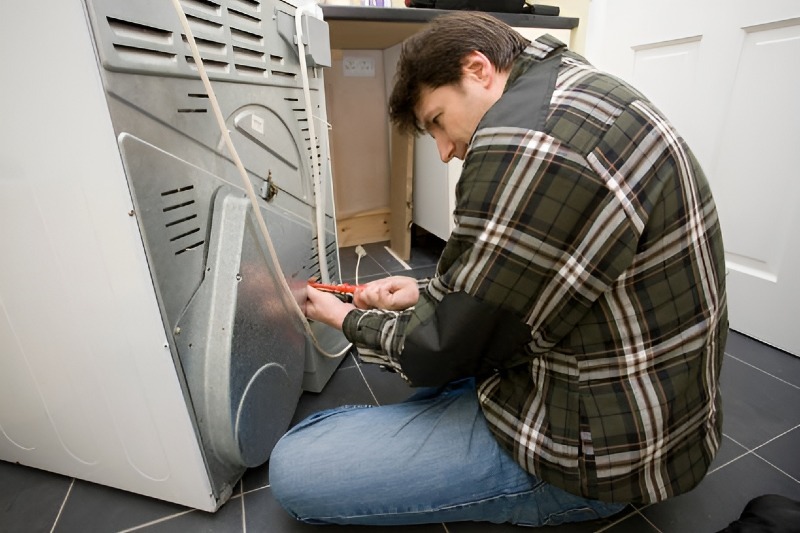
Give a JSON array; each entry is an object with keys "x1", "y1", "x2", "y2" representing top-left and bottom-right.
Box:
[
  {"x1": 405, "y1": 0, "x2": 560, "y2": 16},
  {"x1": 717, "y1": 494, "x2": 800, "y2": 533}
]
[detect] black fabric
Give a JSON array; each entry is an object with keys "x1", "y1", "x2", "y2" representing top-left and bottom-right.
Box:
[
  {"x1": 407, "y1": 1, "x2": 560, "y2": 15},
  {"x1": 480, "y1": 51, "x2": 562, "y2": 132},
  {"x1": 717, "y1": 494, "x2": 800, "y2": 533},
  {"x1": 398, "y1": 292, "x2": 531, "y2": 387},
  {"x1": 437, "y1": 0, "x2": 524, "y2": 12}
]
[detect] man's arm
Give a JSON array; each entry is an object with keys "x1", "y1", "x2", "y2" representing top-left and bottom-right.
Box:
[{"x1": 339, "y1": 127, "x2": 641, "y2": 387}]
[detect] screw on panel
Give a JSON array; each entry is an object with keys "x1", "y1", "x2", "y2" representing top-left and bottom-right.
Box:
[{"x1": 259, "y1": 170, "x2": 278, "y2": 201}]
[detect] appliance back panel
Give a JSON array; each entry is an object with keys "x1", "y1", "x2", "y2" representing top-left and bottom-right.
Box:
[{"x1": 83, "y1": 0, "x2": 347, "y2": 504}]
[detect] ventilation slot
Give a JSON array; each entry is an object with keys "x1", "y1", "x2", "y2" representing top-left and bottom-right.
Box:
[
  {"x1": 306, "y1": 240, "x2": 340, "y2": 281},
  {"x1": 272, "y1": 69, "x2": 296, "y2": 79},
  {"x1": 185, "y1": 55, "x2": 230, "y2": 73},
  {"x1": 231, "y1": 28, "x2": 263, "y2": 47},
  {"x1": 229, "y1": 8, "x2": 261, "y2": 27},
  {"x1": 181, "y1": 34, "x2": 226, "y2": 56},
  {"x1": 162, "y1": 186, "x2": 205, "y2": 256},
  {"x1": 185, "y1": 14, "x2": 224, "y2": 33},
  {"x1": 107, "y1": 17, "x2": 173, "y2": 44},
  {"x1": 326, "y1": 241, "x2": 339, "y2": 281},
  {"x1": 233, "y1": 45, "x2": 267, "y2": 77},
  {"x1": 236, "y1": 65, "x2": 267, "y2": 77},
  {"x1": 232, "y1": 0, "x2": 261, "y2": 10},
  {"x1": 289, "y1": 102, "x2": 323, "y2": 177},
  {"x1": 180, "y1": 0, "x2": 222, "y2": 16},
  {"x1": 233, "y1": 46, "x2": 265, "y2": 63},
  {"x1": 178, "y1": 93, "x2": 209, "y2": 113},
  {"x1": 113, "y1": 44, "x2": 176, "y2": 65},
  {"x1": 165, "y1": 214, "x2": 198, "y2": 227}
]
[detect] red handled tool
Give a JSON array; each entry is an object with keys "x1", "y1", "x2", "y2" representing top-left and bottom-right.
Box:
[{"x1": 308, "y1": 281, "x2": 364, "y2": 295}]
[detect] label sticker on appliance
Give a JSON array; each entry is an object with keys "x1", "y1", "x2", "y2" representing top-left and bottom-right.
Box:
[{"x1": 251, "y1": 114, "x2": 265, "y2": 135}]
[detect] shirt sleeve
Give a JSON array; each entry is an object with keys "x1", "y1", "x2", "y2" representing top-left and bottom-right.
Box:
[{"x1": 342, "y1": 126, "x2": 642, "y2": 385}]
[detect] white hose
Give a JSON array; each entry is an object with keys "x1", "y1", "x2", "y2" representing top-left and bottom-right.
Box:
[
  {"x1": 170, "y1": 0, "x2": 350, "y2": 358},
  {"x1": 294, "y1": 2, "x2": 330, "y2": 284}
]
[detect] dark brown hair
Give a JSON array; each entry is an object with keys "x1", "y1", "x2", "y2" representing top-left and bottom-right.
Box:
[{"x1": 388, "y1": 11, "x2": 530, "y2": 135}]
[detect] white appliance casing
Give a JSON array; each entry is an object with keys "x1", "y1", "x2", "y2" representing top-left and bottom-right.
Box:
[{"x1": 0, "y1": 0, "x2": 344, "y2": 511}]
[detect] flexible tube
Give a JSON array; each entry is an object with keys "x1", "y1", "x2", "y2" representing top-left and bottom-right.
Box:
[{"x1": 294, "y1": 2, "x2": 330, "y2": 284}]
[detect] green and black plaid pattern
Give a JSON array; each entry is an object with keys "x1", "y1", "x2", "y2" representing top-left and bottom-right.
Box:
[{"x1": 344, "y1": 36, "x2": 727, "y2": 504}]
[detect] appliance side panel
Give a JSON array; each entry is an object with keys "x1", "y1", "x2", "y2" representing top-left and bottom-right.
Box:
[{"x1": 0, "y1": 0, "x2": 215, "y2": 511}]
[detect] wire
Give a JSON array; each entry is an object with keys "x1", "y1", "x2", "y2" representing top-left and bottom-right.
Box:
[
  {"x1": 354, "y1": 245, "x2": 366, "y2": 285},
  {"x1": 170, "y1": 0, "x2": 350, "y2": 358}
]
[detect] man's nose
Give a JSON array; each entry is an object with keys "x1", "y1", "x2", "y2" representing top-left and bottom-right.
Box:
[{"x1": 435, "y1": 135, "x2": 455, "y2": 163}]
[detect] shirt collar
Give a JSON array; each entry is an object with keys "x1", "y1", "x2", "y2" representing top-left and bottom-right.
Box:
[{"x1": 505, "y1": 34, "x2": 567, "y2": 89}]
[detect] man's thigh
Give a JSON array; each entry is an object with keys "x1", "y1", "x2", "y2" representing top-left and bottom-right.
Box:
[{"x1": 268, "y1": 379, "x2": 544, "y2": 524}]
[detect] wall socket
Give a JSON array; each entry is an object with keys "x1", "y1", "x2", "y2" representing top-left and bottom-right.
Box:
[{"x1": 342, "y1": 56, "x2": 375, "y2": 77}]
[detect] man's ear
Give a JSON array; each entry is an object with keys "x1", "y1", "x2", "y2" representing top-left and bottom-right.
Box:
[{"x1": 461, "y1": 51, "x2": 494, "y2": 87}]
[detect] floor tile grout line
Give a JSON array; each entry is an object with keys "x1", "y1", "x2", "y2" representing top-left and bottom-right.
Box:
[
  {"x1": 707, "y1": 433, "x2": 754, "y2": 474},
  {"x1": 354, "y1": 357, "x2": 383, "y2": 406},
  {"x1": 635, "y1": 506, "x2": 664, "y2": 533},
  {"x1": 118, "y1": 486, "x2": 258, "y2": 533},
  {"x1": 117, "y1": 508, "x2": 196, "y2": 533},
  {"x1": 727, "y1": 424, "x2": 800, "y2": 456},
  {"x1": 243, "y1": 483, "x2": 269, "y2": 496},
  {"x1": 708, "y1": 450, "x2": 753, "y2": 475},
  {"x1": 725, "y1": 353, "x2": 800, "y2": 390},
  {"x1": 594, "y1": 506, "x2": 641, "y2": 532},
  {"x1": 711, "y1": 425, "x2": 800, "y2": 477},
  {"x1": 49, "y1": 477, "x2": 74, "y2": 533},
  {"x1": 240, "y1": 479, "x2": 246, "y2": 533},
  {"x1": 752, "y1": 451, "x2": 800, "y2": 484}
]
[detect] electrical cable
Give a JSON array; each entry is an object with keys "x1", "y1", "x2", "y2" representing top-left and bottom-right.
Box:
[{"x1": 170, "y1": 0, "x2": 351, "y2": 358}]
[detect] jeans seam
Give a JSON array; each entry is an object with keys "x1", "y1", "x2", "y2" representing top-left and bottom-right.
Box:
[{"x1": 305, "y1": 487, "x2": 539, "y2": 523}]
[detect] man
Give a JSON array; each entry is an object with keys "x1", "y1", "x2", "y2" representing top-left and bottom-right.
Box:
[{"x1": 270, "y1": 11, "x2": 728, "y2": 527}]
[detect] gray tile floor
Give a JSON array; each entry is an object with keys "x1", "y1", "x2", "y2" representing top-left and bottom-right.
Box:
[{"x1": 2, "y1": 238, "x2": 799, "y2": 533}]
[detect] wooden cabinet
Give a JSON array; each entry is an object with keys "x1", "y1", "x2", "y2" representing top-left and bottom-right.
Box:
[{"x1": 321, "y1": 5, "x2": 580, "y2": 258}]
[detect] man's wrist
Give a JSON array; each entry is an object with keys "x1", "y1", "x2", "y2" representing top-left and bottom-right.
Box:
[{"x1": 330, "y1": 302, "x2": 356, "y2": 330}]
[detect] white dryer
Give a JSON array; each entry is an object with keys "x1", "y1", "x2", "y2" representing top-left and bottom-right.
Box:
[{"x1": 0, "y1": 0, "x2": 346, "y2": 511}]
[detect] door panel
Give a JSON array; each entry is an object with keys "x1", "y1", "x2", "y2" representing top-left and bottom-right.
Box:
[{"x1": 586, "y1": 0, "x2": 800, "y2": 355}]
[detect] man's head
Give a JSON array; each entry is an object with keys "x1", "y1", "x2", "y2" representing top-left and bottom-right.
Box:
[{"x1": 388, "y1": 12, "x2": 529, "y2": 161}]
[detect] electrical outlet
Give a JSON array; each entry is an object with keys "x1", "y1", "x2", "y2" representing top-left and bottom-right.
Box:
[{"x1": 342, "y1": 56, "x2": 375, "y2": 77}]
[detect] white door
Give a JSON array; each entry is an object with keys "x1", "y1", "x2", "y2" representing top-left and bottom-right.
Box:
[{"x1": 585, "y1": 0, "x2": 800, "y2": 355}]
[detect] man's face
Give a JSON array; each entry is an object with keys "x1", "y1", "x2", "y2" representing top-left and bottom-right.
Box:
[{"x1": 415, "y1": 80, "x2": 488, "y2": 163}]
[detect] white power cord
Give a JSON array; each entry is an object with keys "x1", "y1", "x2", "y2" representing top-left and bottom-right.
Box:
[
  {"x1": 354, "y1": 245, "x2": 366, "y2": 285},
  {"x1": 170, "y1": 0, "x2": 350, "y2": 358}
]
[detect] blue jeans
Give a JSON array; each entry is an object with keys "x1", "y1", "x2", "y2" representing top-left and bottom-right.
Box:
[{"x1": 269, "y1": 378, "x2": 626, "y2": 527}]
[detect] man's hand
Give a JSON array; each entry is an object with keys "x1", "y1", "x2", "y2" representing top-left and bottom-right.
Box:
[
  {"x1": 305, "y1": 286, "x2": 355, "y2": 330},
  {"x1": 353, "y1": 276, "x2": 419, "y2": 311}
]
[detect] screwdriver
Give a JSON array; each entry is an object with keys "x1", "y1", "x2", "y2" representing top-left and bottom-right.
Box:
[{"x1": 307, "y1": 281, "x2": 364, "y2": 295}]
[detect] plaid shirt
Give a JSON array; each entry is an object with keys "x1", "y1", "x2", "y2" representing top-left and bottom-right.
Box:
[{"x1": 343, "y1": 35, "x2": 728, "y2": 504}]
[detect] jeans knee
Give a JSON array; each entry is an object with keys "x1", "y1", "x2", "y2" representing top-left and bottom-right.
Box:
[
  {"x1": 269, "y1": 428, "x2": 339, "y2": 522},
  {"x1": 267, "y1": 434, "x2": 300, "y2": 515}
]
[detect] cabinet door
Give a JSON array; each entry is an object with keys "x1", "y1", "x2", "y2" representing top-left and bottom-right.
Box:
[{"x1": 586, "y1": 0, "x2": 800, "y2": 355}]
